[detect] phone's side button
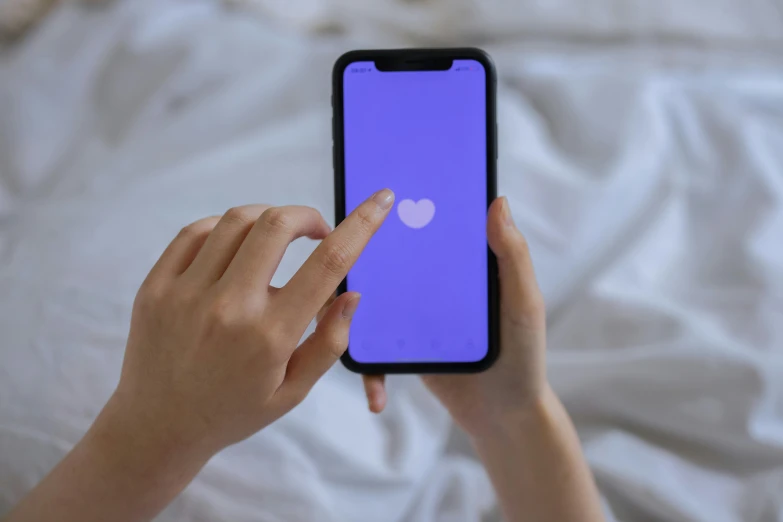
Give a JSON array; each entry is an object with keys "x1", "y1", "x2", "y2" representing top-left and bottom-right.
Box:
[{"x1": 495, "y1": 123, "x2": 499, "y2": 159}]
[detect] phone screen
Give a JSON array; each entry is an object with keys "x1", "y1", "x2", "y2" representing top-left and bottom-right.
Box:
[{"x1": 342, "y1": 59, "x2": 489, "y2": 364}]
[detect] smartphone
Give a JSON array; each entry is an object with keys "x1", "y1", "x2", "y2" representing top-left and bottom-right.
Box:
[{"x1": 332, "y1": 48, "x2": 498, "y2": 374}]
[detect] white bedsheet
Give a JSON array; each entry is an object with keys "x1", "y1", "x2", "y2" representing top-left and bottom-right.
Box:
[{"x1": 1, "y1": 1, "x2": 782, "y2": 520}]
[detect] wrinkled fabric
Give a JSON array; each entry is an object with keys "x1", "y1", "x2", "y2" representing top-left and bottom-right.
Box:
[{"x1": 1, "y1": 1, "x2": 782, "y2": 521}]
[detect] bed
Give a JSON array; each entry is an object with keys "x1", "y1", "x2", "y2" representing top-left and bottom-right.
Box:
[{"x1": 1, "y1": 0, "x2": 783, "y2": 520}]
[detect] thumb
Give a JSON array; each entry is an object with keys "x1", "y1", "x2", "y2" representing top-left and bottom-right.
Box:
[
  {"x1": 487, "y1": 197, "x2": 545, "y2": 330},
  {"x1": 276, "y1": 292, "x2": 361, "y2": 407}
]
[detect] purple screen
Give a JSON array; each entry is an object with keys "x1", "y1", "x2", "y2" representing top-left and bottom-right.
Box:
[{"x1": 343, "y1": 59, "x2": 488, "y2": 363}]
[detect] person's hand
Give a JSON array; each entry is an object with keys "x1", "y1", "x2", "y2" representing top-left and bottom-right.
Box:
[
  {"x1": 8, "y1": 193, "x2": 602, "y2": 522},
  {"x1": 109, "y1": 189, "x2": 395, "y2": 458},
  {"x1": 358, "y1": 198, "x2": 606, "y2": 522},
  {"x1": 361, "y1": 196, "x2": 548, "y2": 438}
]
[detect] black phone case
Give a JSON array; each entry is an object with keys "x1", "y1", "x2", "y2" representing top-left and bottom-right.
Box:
[{"x1": 332, "y1": 48, "x2": 499, "y2": 374}]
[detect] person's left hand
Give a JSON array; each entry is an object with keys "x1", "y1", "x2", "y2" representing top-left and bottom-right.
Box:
[{"x1": 357, "y1": 197, "x2": 548, "y2": 435}]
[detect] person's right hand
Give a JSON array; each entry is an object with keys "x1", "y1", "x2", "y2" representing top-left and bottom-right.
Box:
[
  {"x1": 5, "y1": 194, "x2": 400, "y2": 522},
  {"x1": 109, "y1": 189, "x2": 395, "y2": 458},
  {"x1": 362, "y1": 196, "x2": 549, "y2": 439}
]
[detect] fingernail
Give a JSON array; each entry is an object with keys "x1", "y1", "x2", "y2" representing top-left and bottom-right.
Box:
[
  {"x1": 371, "y1": 188, "x2": 395, "y2": 210},
  {"x1": 342, "y1": 294, "x2": 361, "y2": 319},
  {"x1": 502, "y1": 196, "x2": 514, "y2": 227}
]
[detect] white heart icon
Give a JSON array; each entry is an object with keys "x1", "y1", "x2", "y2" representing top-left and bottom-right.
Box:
[{"x1": 397, "y1": 199, "x2": 436, "y2": 229}]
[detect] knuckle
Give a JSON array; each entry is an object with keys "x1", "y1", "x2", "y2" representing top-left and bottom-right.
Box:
[
  {"x1": 507, "y1": 291, "x2": 546, "y2": 330},
  {"x1": 134, "y1": 279, "x2": 167, "y2": 311},
  {"x1": 257, "y1": 320, "x2": 285, "y2": 347},
  {"x1": 327, "y1": 335, "x2": 348, "y2": 360},
  {"x1": 178, "y1": 218, "x2": 216, "y2": 241},
  {"x1": 521, "y1": 287, "x2": 545, "y2": 312},
  {"x1": 354, "y1": 205, "x2": 375, "y2": 235},
  {"x1": 205, "y1": 295, "x2": 245, "y2": 332},
  {"x1": 321, "y1": 241, "x2": 353, "y2": 277},
  {"x1": 260, "y1": 207, "x2": 292, "y2": 234},
  {"x1": 222, "y1": 206, "x2": 254, "y2": 227},
  {"x1": 315, "y1": 319, "x2": 349, "y2": 359},
  {"x1": 309, "y1": 208, "x2": 330, "y2": 233},
  {"x1": 254, "y1": 319, "x2": 293, "y2": 357}
]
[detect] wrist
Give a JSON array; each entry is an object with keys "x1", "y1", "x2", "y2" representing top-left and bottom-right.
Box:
[
  {"x1": 85, "y1": 391, "x2": 215, "y2": 497},
  {"x1": 465, "y1": 385, "x2": 561, "y2": 445}
]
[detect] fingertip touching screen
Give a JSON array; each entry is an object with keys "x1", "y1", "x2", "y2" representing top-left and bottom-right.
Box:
[{"x1": 342, "y1": 59, "x2": 488, "y2": 364}]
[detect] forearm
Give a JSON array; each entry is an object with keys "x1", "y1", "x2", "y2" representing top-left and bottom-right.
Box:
[
  {"x1": 6, "y1": 394, "x2": 212, "y2": 522},
  {"x1": 470, "y1": 387, "x2": 604, "y2": 522}
]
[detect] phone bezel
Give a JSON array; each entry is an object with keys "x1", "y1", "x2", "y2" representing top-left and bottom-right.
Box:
[{"x1": 332, "y1": 48, "x2": 499, "y2": 374}]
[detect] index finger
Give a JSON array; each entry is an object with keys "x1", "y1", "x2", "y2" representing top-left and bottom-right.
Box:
[{"x1": 273, "y1": 188, "x2": 394, "y2": 332}]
